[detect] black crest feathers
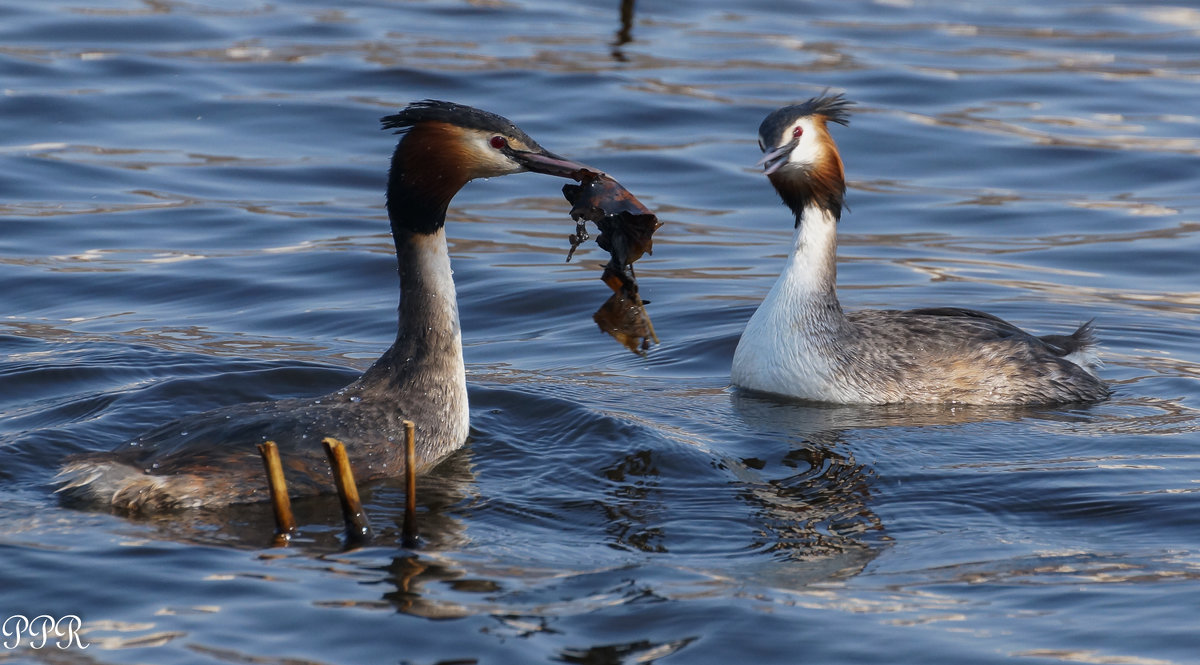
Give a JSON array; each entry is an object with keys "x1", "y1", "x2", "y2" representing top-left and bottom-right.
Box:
[
  {"x1": 381, "y1": 99, "x2": 542, "y2": 150},
  {"x1": 758, "y1": 92, "x2": 854, "y2": 142}
]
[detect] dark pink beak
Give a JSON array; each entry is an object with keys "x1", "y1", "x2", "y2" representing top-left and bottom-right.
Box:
[{"x1": 513, "y1": 149, "x2": 603, "y2": 181}]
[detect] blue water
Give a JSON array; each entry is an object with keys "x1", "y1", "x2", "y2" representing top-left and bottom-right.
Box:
[{"x1": 2, "y1": 1, "x2": 1200, "y2": 663}]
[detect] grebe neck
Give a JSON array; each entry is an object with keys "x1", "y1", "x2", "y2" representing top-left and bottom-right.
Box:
[
  {"x1": 349, "y1": 174, "x2": 465, "y2": 405},
  {"x1": 731, "y1": 201, "x2": 847, "y2": 395},
  {"x1": 777, "y1": 202, "x2": 845, "y2": 323}
]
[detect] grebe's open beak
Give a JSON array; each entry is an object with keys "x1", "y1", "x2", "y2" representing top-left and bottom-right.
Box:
[
  {"x1": 512, "y1": 149, "x2": 602, "y2": 180},
  {"x1": 757, "y1": 139, "x2": 797, "y2": 176}
]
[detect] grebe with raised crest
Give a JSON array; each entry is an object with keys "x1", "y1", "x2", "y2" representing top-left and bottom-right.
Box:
[
  {"x1": 57, "y1": 101, "x2": 597, "y2": 512},
  {"x1": 731, "y1": 94, "x2": 1110, "y2": 405}
]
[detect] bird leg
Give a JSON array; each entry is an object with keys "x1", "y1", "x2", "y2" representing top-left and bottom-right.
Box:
[
  {"x1": 257, "y1": 440, "x2": 296, "y2": 546},
  {"x1": 322, "y1": 437, "x2": 373, "y2": 547},
  {"x1": 402, "y1": 420, "x2": 420, "y2": 548}
]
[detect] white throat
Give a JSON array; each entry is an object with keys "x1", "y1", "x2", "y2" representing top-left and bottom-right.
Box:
[
  {"x1": 731, "y1": 202, "x2": 846, "y2": 399},
  {"x1": 781, "y1": 203, "x2": 839, "y2": 296}
]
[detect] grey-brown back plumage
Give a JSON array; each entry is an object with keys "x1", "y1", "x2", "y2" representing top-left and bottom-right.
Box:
[{"x1": 831, "y1": 308, "x2": 1109, "y2": 404}]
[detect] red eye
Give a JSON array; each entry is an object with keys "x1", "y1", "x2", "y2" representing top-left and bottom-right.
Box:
[
  {"x1": 792, "y1": 126, "x2": 804, "y2": 139},
  {"x1": 489, "y1": 136, "x2": 508, "y2": 149}
]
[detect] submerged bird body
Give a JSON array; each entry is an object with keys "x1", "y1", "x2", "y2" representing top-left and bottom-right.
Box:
[
  {"x1": 732, "y1": 94, "x2": 1109, "y2": 405},
  {"x1": 58, "y1": 101, "x2": 593, "y2": 512}
]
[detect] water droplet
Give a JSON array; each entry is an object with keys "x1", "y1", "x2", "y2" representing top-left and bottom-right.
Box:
[
  {"x1": 180, "y1": 431, "x2": 188, "y2": 437},
  {"x1": 349, "y1": 396, "x2": 362, "y2": 403}
]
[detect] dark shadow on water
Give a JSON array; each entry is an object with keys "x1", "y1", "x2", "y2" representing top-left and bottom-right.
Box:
[
  {"x1": 717, "y1": 390, "x2": 1115, "y2": 586},
  {"x1": 560, "y1": 636, "x2": 697, "y2": 665},
  {"x1": 729, "y1": 388, "x2": 1104, "y2": 435},
  {"x1": 611, "y1": 0, "x2": 636, "y2": 62}
]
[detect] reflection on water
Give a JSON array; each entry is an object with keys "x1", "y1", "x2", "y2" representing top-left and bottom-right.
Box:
[
  {"x1": 129, "y1": 444, "x2": 476, "y2": 553},
  {"x1": 739, "y1": 442, "x2": 878, "y2": 563},
  {"x1": 592, "y1": 289, "x2": 658, "y2": 353},
  {"x1": 611, "y1": 0, "x2": 637, "y2": 61},
  {"x1": 561, "y1": 637, "x2": 696, "y2": 665}
]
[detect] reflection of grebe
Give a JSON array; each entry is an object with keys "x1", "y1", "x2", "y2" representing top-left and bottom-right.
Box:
[
  {"x1": 732, "y1": 94, "x2": 1110, "y2": 405},
  {"x1": 57, "y1": 101, "x2": 595, "y2": 512}
]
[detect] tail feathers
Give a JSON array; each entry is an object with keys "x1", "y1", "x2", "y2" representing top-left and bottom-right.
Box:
[
  {"x1": 55, "y1": 458, "x2": 203, "y2": 513},
  {"x1": 1041, "y1": 319, "x2": 1103, "y2": 376}
]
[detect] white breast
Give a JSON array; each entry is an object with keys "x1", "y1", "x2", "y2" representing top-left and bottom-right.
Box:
[
  {"x1": 732, "y1": 292, "x2": 836, "y2": 399},
  {"x1": 731, "y1": 207, "x2": 857, "y2": 401}
]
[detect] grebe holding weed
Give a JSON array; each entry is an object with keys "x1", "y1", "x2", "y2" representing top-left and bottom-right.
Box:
[{"x1": 58, "y1": 101, "x2": 599, "y2": 512}]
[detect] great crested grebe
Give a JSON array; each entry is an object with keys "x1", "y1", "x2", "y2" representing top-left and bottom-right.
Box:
[
  {"x1": 731, "y1": 93, "x2": 1110, "y2": 405},
  {"x1": 57, "y1": 101, "x2": 596, "y2": 512}
]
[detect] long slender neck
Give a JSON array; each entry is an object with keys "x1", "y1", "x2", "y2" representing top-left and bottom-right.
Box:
[
  {"x1": 777, "y1": 202, "x2": 844, "y2": 317},
  {"x1": 731, "y1": 200, "x2": 848, "y2": 392},
  {"x1": 392, "y1": 227, "x2": 462, "y2": 357},
  {"x1": 351, "y1": 178, "x2": 465, "y2": 402},
  {"x1": 766, "y1": 138, "x2": 846, "y2": 314}
]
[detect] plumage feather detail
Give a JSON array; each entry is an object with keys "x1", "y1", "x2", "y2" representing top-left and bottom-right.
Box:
[
  {"x1": 55, "y1": 459, "x2": 203, "y2": 513},
  {"x1": 1051, "y1": 320, "x2": 1104, "y2": 376},
  {"x1": 758, "y1": 92, "x2": 854, "y2": 139},
  {"x1": 381, "y1": 99, "x2": 543, "y2": 152}
]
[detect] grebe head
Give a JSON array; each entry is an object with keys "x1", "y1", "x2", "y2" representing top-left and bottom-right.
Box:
[
  {"x1": 382, "y1": 100, "x2": 595, "y2": 234},
  {"x1": 757, "y1": 93, "x2": 854, "y2": 222}
]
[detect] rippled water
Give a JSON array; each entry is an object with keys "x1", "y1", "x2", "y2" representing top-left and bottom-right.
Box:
[{"x1": 2, "y1": 1, "x2": 1200, "y2": 663}]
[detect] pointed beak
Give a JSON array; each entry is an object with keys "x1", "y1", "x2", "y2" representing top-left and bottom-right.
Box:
[
  {"x1": 511, "y1": 149, "x2": 601, "y2": 180},
  {"x1": 756, "y1": 140, "x2": 796, "y2": 176}
]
